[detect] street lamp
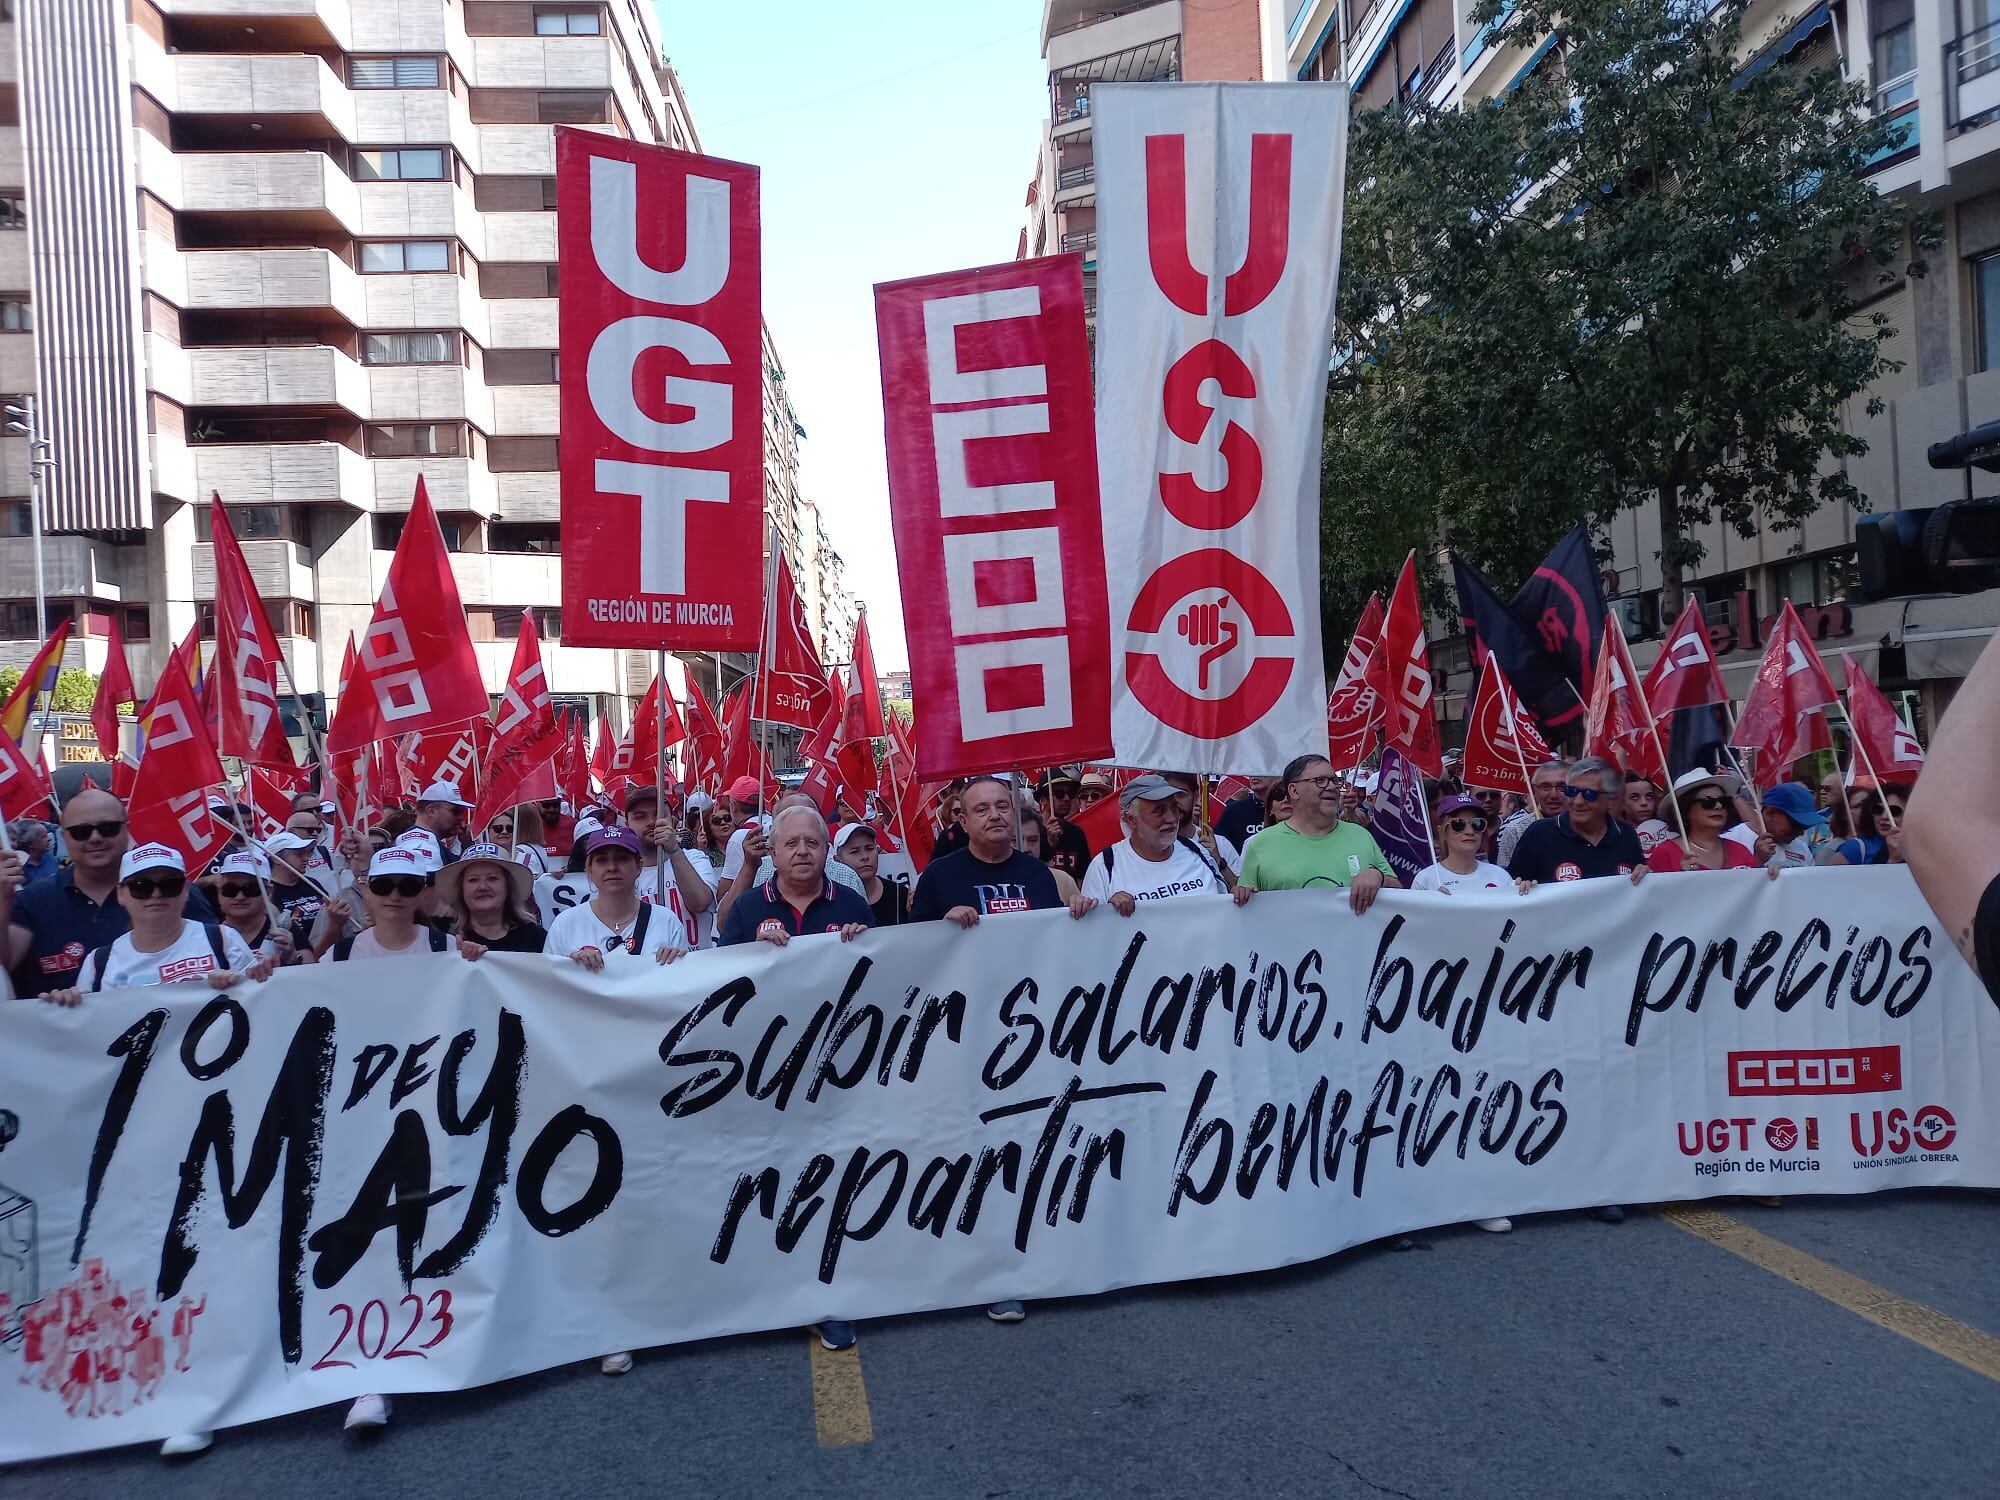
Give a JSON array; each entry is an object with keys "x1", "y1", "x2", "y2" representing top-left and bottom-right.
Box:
[{"x1": 3, "y1": 395, "x2": 50, "y2": 643}]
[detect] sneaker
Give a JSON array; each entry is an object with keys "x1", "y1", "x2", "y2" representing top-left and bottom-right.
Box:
[
  {"x1": 1590, "y1": 1205, "x2": 1626, "y2": 1224},
  {"x1": 159, "y1": 1431, "x2": 213, "y2": 1458},
  {"x1": 1474, "y1": 1217, "x2": 1513, "y2": 1233},
  {"x1": 600, "y1": 1351, "x2": 634, "y2": 1375},
  {"x1": 986, "y1": 1300, "x2": 1027, "y2": 1323},
  {"x1": 343, "y1": 1393, "x2": 392, "y2": 1430},
  {"x1": 816, "y1": 1320, "x2": 857, "y2": 1351}
]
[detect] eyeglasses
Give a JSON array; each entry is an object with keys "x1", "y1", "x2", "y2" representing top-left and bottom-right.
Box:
[
  {"x1": 65, "y1": 820, "x2": 126, "y2": 842},
  {"x1": 123, "y1": 874, "x2": 185, "y2": 899},
  {"x1": 1563, "y1": 785, "x2": 1605, "y2": 803},
  {"x1": 217, "y1": 881, "x2": 262, "y2": 900},
  {"x1": 1292, "y1": 774, "x2": 1339, "y2": 789},
  {"x1": 489, "y1": 823, "x2": 514, "y2": 836},
  {"x1": 368, "y1": 875, "x2": 427, "y2": 898},
  {"x1": 1444, "y1": 816, "x2": 1488, "y2": 833},
  {"x1": 1689, "y1": 794, "x2": 1728, "y2": 811}
]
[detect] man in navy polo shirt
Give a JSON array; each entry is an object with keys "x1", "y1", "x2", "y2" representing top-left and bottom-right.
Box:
[
  {"x1": 716, "y1": 804, "x2": 874, "y2": 948},
  {"x1": 0, "y1": 787, "x2": 220, "y2": 996},
  {"x1": 1505, "y1": 755, "x2": 1652, "y2": 888}
]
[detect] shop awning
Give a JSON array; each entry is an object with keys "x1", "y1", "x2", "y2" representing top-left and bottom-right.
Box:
[{"x1": 1901, "y1": 589, "x2": 2000, "y2": 681}]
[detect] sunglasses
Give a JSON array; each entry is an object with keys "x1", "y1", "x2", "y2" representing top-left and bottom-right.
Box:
[
  {"x1": 1444, "y1": 816, "x2": 1488, "y2": 833},
  {"x1": 123, "y1": 874, "x2": 185, "y2": 899},
  {"x1": 369, "y1": 875, "x2": 427, "y2": 898},
  {"x1": 602, "y1": 933, "x2": 636, "y2": 953},
  {"x1": 1689, "y1": 794, "x2": 1729, "y2": 811},
  {"x1": 65, "y1": 820, "x2": 126, "y2": 842},
  {"x1": 489, "y1": 824, "x2": 514, "y2": 835},
  {"x1": 217, "y1": 881, "x2": 262, "y2": 900},
  {"x1": 1563, "y1": 785, "x2": 1606, "y2": 802}
]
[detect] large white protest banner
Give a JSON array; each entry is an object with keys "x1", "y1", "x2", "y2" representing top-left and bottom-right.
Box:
[
  {"x1": 1094, "y1": 82, "x2": 1346, "y2": 772},
  {"x1": 2, "y1": 869, "x2": 1995, "y2": 1460}
]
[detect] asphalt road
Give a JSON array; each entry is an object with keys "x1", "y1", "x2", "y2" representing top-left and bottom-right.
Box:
[{"x1": 15, "y1": 1189, "x2": 2000, "y2": 1499}]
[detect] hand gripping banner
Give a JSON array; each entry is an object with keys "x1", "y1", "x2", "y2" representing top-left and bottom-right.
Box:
[
  {"x1": 2, "y1": 869, "x2": 1996, "y2": 1461},
  {"x1": 1094, "y1": 82, "x2": 1347, "y2": 772},
  {"x1": 557, "y1": 131, "x2": 763, "y2": 649}
]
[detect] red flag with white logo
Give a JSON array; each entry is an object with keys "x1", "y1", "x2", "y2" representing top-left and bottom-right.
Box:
[
  {"x1": 883, "y1": 711, "x2": 934, "y2": 871},
  {"x1": 1841, "y1": 651, "x2": 1924, "y2": 783},
  {"x1": 1365, "y1": 558, "x2": 1442, "y2": 778},
  {"x1": 246, "y1": 764, "x2": 309, "y2": 839},
  {"x1": 875, "y1": 256, "x2": 1112, "y2": 782},
  {"x1": 622, "y1": 671, "x2": 688, "y2": 788},
  {"x1": 0, "y1": 725, "x2": 54, "y2": 822},
  {"x1": 1643, "y1": 598, "x2": 1728, "y2": 715},
  {"x1": 210, "y1": 494, "x2": 297, "y2": 770},
  {"x1": 835, "y1": 611, "x2": 885, "y2": 797},
  {"x1": 1585, "y1": 615, "x2": 1664, "y2": 780},
  {"x1": 327, "y1": 478, "x2": 487, "y2": 753},
  {"x1": 559, "y1": 711, "x2": 590, "y2": 811},
  {"x1": 765, "y1": 551, "x2": 833, "y2": 730},
  {"x1": 589, "y1": 711, "x2": 615, "y2": 800},
  {"x1": 556, "y1": 131, "x2": 763, "y2": 650},
  {"x1": 474, "y1": 615, "x2": 562, "y2": 834},
  {"x1": 127, "y1": 633, "x2": 231, "y2": 873},
  {"x1": 1731, "y1": 601, "x2": 1838, "y2": 781},
  {"x1": 681, "y1": 672, "x2": 726, "y2": 792},
  {"x1": 1327, "y1": 592, "x2": 1384, "y2": 772},
  {"x1": 1460, "y1": 658, "x2": 1553, "y2": 796},
  {"x1": 90, "y1": 613, "x2": 136, "y2": 766}
]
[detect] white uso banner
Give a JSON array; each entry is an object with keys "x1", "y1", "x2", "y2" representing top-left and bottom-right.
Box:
[
  {"x1": 2, "y1": 869, "x2": 1995, "y2": 1461},
  {"x1": 1094, "y1": 82, "x2": 1346, "y2": 772}
]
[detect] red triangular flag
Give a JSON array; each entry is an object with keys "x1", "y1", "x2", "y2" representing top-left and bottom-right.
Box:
[
  {"x1": 0, "y1": 723, "x2": 55, "y2": 822},
  {"x1": 1328, "y1": 592, "x2": 1384, "y2": 771},
  {"x1": 1643, "y1": 598, "x2": 1728, "y2": 716},
  {"x1": 835, "y1": 610, "x2": 885, "y2": 796},
  {"x1": 1585, "y1": 615, "x2": 1664, "y2": 780},
  {"x1": 1461, "y1": 658, "x2": 1553, "y2": 795},
  {"x1": 127, "y1": 632, "x2": 231, "y2": 874},
  {"x1": 210, "y1": 494, "x2": 297, "y2": 769},
  {"x1": 1365, "y1": 559, "x2": 1442, "y2": 777},
  {"x1": 1842, "y1": 651, "x2": 1924, "y2": 784},
  {"x1": 764, "y1": 551, "x2": 834, "y2": 731},
  {"x1": 91, "y1": 614, "x2": 136, "y2": 766},
  {"x1": 1731, "y1": 601, "x2": 1838, "y2": 782},
  {"x1": 474, "y1": 614, "x2": 562, "y2": 834}
]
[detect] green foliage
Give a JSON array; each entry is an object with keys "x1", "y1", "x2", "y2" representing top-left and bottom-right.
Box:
[
  {"x1": 1322, "y1": 0, "x2": 1937, "y2": 637},
  {"x1": 0, "y1": 666, "x2": 102, "y2": 713}
]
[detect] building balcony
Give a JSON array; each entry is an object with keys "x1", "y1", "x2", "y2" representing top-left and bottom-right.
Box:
[
  {"x1": 176, "y1": 247, "x2": 367, "y2": 324},
  {"x1": 1054, "y1": 160, "x2": 1095, "y2": 206},
  {"x1": 484, "y1": 296, "x2": 557, "y2": 348},
  {"x1": 481, "y1": 210, "x2": 557, "y2": 262},
  {"x1": 489, "y1": 384, "x2": 557, "y2": 436},
  {"x1": 165, "y1": 52, "x2": 357, "y2": 142},
  {"x1": 361, "y1": 272, "x2": 490, "y2": 341},
  {"x1": 0, "y1": 332, "x2": 32, "y2": 391},
  {"x1": 446, "y1": 549, "x2": 561, "y2": 608},
  {"x1": 1046, "y1": 2, "x2": 1181, "y2": 74},
  {"x1": 493, "y1": 467, "x2": 558, "y2": 523},
  {"x1": 156, "y1": 0, "x2": 353, "y2": 52},
  {"x1": 0, "y1": 535, "x2": 123, "y2": 599},
  {"x1": 356, "y1": 181, "x2": 485, "y2": 254},
  {"x1": 190, "y1": 538, "x2": 314, "y2": 601},
  {"x1": 471, "y1": 35, "x2": 616, "y2": 90},
  {"x1": 367, "y1": 363, "x2": 494, "y2": 429},
  {"x1": 194, "y1": 440, "x2": 372, "y2": 508},
  {"x1": 1060, "y1": 230, "x2": 1097, "y2": 257},
  {"x1": 476, "y1": 124, "x2": 556, "y2": 175},
  {"x1": 184, "y1": 343, "x2": 370, "y2": 415},
  {"x1": 173, "y1": 150, "x2": 363, "y2": 232},
  {"x1": 371, "y1": 455, "x2": 499, "y2": 516},
  {"x1": 1948, "y1": 21, "x2": 2000, "y2": 132}
]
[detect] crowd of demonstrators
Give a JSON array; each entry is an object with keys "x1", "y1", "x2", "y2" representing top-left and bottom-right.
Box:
[
  {"x1": 1015, "y1": 806, "x2": 1080, "y2": 902},
  {"x1": 1623, "y1": 773, "x2": 1672, "y2": 855},
  {"x1": 8, "y1": 817, "x2": 59, "y2": 885},
  {"x1": 208, "y1": 849, "x2": 303, "y2": 967},
  {"x1": 1824, "y1": 782, "x2": 1910, "y2": 867}
]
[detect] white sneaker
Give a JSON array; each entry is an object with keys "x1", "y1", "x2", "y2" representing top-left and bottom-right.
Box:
[
  {"x1": 343, "y1": 1393, "x2": 392, "y2": 1430},
  {"x1": 600, "y1": 1351, "x2": 634, "y2": 1375},
  {"x1": 160, "y1": 1431, "x2": 214, "y2": 1457},
  {"x1": 1474, "y1": 1217, "x2": 1513, "y2": 1233}
]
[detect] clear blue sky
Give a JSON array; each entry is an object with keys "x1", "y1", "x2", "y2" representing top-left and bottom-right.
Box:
[{"x1": 657, "y1": 2, "x2": 1051, "y2": 671}]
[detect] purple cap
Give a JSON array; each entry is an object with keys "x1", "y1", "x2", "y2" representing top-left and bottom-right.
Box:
[
  {"x1": 1434, "y1": 793, "x2": 1485, "y2": 820},
  {"x1": 585, "y1": 825, "x2": 645, "y2": 860}
]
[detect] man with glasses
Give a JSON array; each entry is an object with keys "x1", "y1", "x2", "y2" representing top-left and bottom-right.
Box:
[
  {"x1": 1504, "y1": 755, "x2": 1650, "y2": 887},
  {"x1": 1080, "y1": 774, "x2": 1252, "y2": 913},
  {"x1": 0, "y1": 788, "x2": 218, "y2": 996},
  {"x1": 1236, "y1": 754, "x2": 1398, "y2": 915},
  {"x1": 1496, "y1": 758, "x2": 1570, "y2": 867}
]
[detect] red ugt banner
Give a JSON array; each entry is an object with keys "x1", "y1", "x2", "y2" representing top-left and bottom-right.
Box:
[
  {"x1": 557, "y1": 131, "x2": 763, "y2": 650},
  {"x1": 875, "y1": 255, "x2": 1112, "y2": 782}
]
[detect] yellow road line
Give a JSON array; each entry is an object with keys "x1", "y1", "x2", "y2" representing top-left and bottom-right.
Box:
[
  {"x1": 1656, "y1": 1204, "x2": 2000, "y2": 1383},
  {"x1": 808, "y1": 1335, "x2": 874, "y2": 1447}
]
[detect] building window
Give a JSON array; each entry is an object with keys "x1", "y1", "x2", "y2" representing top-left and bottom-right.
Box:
[
  {"x1": 1978, "y1": 254, "x2": 2000, "y2": 373},
  {"x1": 374, "y1": 514, "x2": 461, "y2": 550},
  {"x1": 359, "y1": 239, "x2": 452, "y2": 273},
  {"x1": 0, "y1": 300, "x2": 30, "y2": 331},
  {"x1": 363, "y1": 330, "x2": 457, "y2": 365},
  {"x1": 536, "y1": 91, "x2": 608, "y2": 124},
  {"x1": 123, "y1": 605, "x2": 151, "y2": 641},
  {"x1": 3, "y1": 600, "x2": 41, "y2": 638},
  {"x1": 484, "y1": 349, "x2": 558, "y2": 384},
  {"x1": 195, "y1": 505, "x2": 285, "y2": 541},
  {"x1": 275, "y1": 601, "x2": 317, "y2": 640},
  {"x1": 489, "y1": 522, "x2": 561, "y2": 553},
  {"x1": 535, "y1": 8, "x2": 601, "y2": 34},
  {"x1": 366, "y1": 422, "x2": 462, "y2": 457},
  {"x1": 0, "y1": 500, "x2": 28, "y2": 536},
  {"x1": 1774, "y1": 550, "x2": 1858, "y2": 607},
  {"x1": 0, "y1": 195, "x2": 24, "y2": 230},
  {"x1": 350, "y1": 55, "x2": 443, "y2": 89},
  {"x1": 353, "y1": 148, "x2": 447, "y2": 181}
]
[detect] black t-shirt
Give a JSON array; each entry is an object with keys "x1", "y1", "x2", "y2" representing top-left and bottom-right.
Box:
[
  {"x1": 869, "y1": 880, "x2": 911, "y2": 928},
  {"x1": 1974, "y1": 874, "x2": 2000, "y2": 1009},
  {"x1": 1215, "y1": 794, "x2": 1263, "y2": 852},
  {"x1": 464, "y1": 921, "x2": 550, "y2": 954},
  {"x1": 910, "y1": 848, "x2": 1063, "y2": 920},
  {"x1": 1044, "y1": 819, "x2": 1091, "y2": 882},
  {"x1": 1506, "y1": 814, "x2": 1645, "y2": 884},
  {"x1": 269, "y1": 879, "x2": 327, "y2": 950}
]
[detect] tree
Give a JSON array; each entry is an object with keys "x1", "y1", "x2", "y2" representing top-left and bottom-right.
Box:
[
  {"x1": 0, "y1": 666, "x2": 98, "y2": 713},
  {"x1": 1322, "y1": 0, "x2": 1936, "y2": 631}
]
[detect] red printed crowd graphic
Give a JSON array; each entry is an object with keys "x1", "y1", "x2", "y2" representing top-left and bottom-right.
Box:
[
  {"x1": 1095, "y1": 83, "x2": 1347, "y2": 770},
  {"x1": 10, "y1": 1261, "x2": 202, "y2": 1419},
  {"x1": 875, "y1": 255, "x2": 1113, "y2": 782}
]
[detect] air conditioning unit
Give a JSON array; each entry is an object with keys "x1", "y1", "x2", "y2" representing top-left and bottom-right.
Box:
[{"x1": 1609, "y1": 595, "x2": 1652, "y2": 642}]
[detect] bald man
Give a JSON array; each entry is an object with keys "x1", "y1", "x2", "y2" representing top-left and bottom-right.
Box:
[{"x1": 0, "y1": 787, "x2": 217, "y2": 996}]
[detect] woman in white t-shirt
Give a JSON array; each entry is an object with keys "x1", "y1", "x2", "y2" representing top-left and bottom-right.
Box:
[
  {"x1": 1410, "y1": 794, "x2": 1531, "y2": 897},
  {"x1": 46, "y1": 842, "x2": 272, "y2": 1005}
]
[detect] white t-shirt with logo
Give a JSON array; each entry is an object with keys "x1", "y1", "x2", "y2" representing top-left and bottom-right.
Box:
[
  {"x1": 537, "y1": 873, "x2": 697, "y2": 949},
  {"x1": 87, "y1": 921, "x2": 258, "y2": 992},
  {"x1": 1410, "y1": 860, "x2": 1514, "y2": 894},
  {"x1": 545, "y1": 899, "x2": 684, "y2": 958},
  {"x1": 1079, "y1": 838, "x2": 1228, "y2": 905}
]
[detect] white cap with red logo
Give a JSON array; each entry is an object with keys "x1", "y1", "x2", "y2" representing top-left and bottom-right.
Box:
[
  {"x1": 367, "y1": 845, "x2": 429, "y2": 880},
  {"x1": 118, "y1": 843, "x2": 186, "y2": 882}
]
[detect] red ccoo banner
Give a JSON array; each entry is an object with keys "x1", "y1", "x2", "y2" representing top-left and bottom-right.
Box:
[
  {"x1": 556, "y1": 130, "x2": 763, "y2": 650},
  {"x1": 875, "y1": 255, "x2": 1112, "y2": 782}
]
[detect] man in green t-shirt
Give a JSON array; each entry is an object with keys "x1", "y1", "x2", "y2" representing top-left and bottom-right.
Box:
[{"x1": 1238, "y1": 754, "x2": 1399, "y2": 914}]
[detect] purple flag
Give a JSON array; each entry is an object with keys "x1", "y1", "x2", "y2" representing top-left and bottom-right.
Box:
[{"x1": 1369, "y1": 747, "x2": 1433, "y2": 885}]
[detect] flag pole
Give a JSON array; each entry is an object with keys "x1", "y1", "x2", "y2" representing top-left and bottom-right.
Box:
[
  {"x1": 1844, "y1": 712, "x2": 1901, "y2": 836},
  {"x1": 1640, "y1": 712, "x2": 1692, "y2": 855},
  {"x1": 752, "y1": 529, "x2": 780, "y2": 817},
  {"x1": 654, "y1": 649, "x2": 668, "y2": 905},
  {"x1": 1718, "y1": 699, "x2": 1770, "y2": 836}
]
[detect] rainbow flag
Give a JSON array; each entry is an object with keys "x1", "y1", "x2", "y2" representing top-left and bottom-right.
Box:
[{"x1": 0, "y1": 618, "x2": 71, "y2": 742}]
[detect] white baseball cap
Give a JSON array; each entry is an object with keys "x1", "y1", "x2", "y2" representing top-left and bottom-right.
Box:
[
  {"x1": 264, "y1": 831, "x2": 315, "y2": 855},
  {"x1": 214, "y1": 848, "x2": 272, "y2": 881},
  {"x1": 571, "y1": 814, "x2": 606, "y2": 841},
  {"x1": 394, "y1": 828, "x2": 444, "y2": 873},
  {"x1": 119, "y1": 842, "x2": 186, "y2": 882},
  {"x1": 417, "y1": 780, "x2": 474, "y2": 808},
  {"x1": 367, "y1": 845, "x2": 429, "y2": 880}
]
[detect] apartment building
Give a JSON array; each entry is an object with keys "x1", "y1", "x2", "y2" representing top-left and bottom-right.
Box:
[
  {"x1": 2, "y1": 0, "x2": 850, "y2": 751},
  {"x1": 1288, "y1": 0, "x2": 2000, "y2": 738},
  {"x1": 1018, "y1": 0, "x2": 1279, "y2": 321}
]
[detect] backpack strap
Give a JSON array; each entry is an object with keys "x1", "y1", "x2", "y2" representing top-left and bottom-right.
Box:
[
  {"x1": 331, "y1": 934, "x2": 356, "y2": 963},
  {"x1": 202, "y1": 923, "x2": 229, "y2": 966},
  {"x1": 632, "y1": 901, "x2": 653, "y2": 951},
  {"x1": 1177, "y1": 836, "x2": 1226, "y2": 886},
  {"x1": 428, "y1": 925, "x2": 449, "y2": 953},
  {"x1": 89, "y1": 943, "x2": 112, "y2": 990},
  {"x1": 1100, "y1": 844, "x2": 1115, "y2": 877}
]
